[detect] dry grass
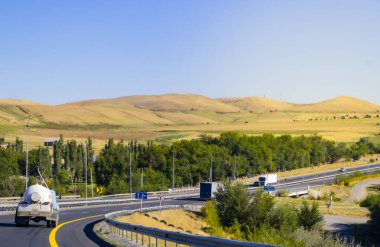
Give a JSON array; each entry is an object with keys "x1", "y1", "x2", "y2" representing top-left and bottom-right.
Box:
[
  {"x1": 275, "y1": 195, "x2": 369, "y2": 218},
  {"x1": 318, "y1": 207, "x2": 369, "y2": 217},
  {"x1": 116, "y1": 209, "x2": 209, "y2": 236},
  {"x1": 1, "y1": 94, "x2": 380, "y2": 151}
]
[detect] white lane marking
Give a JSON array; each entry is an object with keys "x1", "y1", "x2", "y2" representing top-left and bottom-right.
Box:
[
  {"x1": 82, "y1": 211, "x2": 89, "y2": 214},
  {"x1": 61, "y1": 213, "x2": 67, "y2": 215},
  {"x1": 102, "y1": 209, "x2": 110, "y2": 211}
]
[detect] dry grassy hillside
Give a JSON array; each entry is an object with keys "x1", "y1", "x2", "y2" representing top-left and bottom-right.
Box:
[
  {"x1": 0, "y1": 99, "x2": 42, "y2": 106},
  {"x1": 1, "y1": 94, "x2": 379, "y2": 150},
  {"x1": 67, "y1": 94, "x2": 241, "y2": 112},
  {"x1": 219, "y1": 96, "x2": 292, "y2": 112},
  {"x1": 220, "y1": 96, "x2": 380, "y2": 113},
  {"x1": 287, "y1": 96, "x2": 380, "y2": 113}
]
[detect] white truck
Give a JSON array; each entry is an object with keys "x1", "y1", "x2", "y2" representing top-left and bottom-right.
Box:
[
  {"x1": 257, "y1": 174, "x2": 278, "y2": 187},
  {"x1": 15, "y1": 184, "x2": 59, "y2": 228}
]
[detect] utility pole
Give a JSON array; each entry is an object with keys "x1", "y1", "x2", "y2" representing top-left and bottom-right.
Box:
[
  {"x1": 129, "y1": 147, "x2": 132, "y2": 198},
  {"x1": 234, "y1": 156, "x2": 237, "y2": 179},
  {"x1": 90, "y1": 168, "x2": 94, "y2": 198},
  {"x1": 172, "y1": 153, "x2": 175, "y2": 190},
  {"x1": 24, "y1": 114, "x2": 42, "y2": 190},
  {"x1": 140, "y1": 168, "x2": 144, "y2": 190},
  {"x1": 84, "y1": 142, "x2": 88, "y2": 204},
  {"x1": 207, "y1": 152, "x2": 213, "y2": 182}
]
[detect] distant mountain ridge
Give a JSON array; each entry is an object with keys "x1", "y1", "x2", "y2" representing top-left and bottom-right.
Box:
[
  {"x1": 0, "y1": 94, "x2": 379, "y2": 126},
  {"x1": 219, "y1": 95, "x2": 380, "y2": 113}
]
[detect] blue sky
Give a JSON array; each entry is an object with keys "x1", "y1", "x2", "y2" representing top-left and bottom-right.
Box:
[{"x1": 0, "y1": 1, "x2": 379, "y2": 105}]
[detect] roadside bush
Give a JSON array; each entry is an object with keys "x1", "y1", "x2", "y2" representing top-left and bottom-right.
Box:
[
  {"x1": 214, "y1": 182, "x2": 252, "y2": 228},
  {"x1": 291, "y1": 227, "x2": 360, "y2": 247},
  {"x1": 269, "y1": 204, "x2": 299, "y2": 232},
  {"x1": 297, "y1": 201, "x2": 323, "y2": 230},
  {"x1": 106, "y1": 177, "x2": 129, "y2": 194},
  {"x1": 201, "y1": 200, "x2": 225, "y2": 237},
  {"x1": 57, "y1": 170, "x2": 71, "y2": 185},
  {"x1": 277, "y1": 190, "x2": 288, "y2": 197},
  {"x1": 0, "y1": 176, "x2": 24, "y2": 197}
]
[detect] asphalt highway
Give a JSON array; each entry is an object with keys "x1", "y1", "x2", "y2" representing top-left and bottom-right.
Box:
[
  {"x1": 0, "y1": 162, "x2": 379, "y2": 247},
  {"x1": 0, "y1": 199, "x2": 196, "y2": 247}
]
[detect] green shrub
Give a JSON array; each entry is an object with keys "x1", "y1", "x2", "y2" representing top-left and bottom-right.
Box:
[
  {"x1": 277, "y1": 190, "x2": 288, "y2": 197},
  {"x1": 297, "y1": 201, "x2": 323, "y2": 230},
  {"x1": 201, "y1": 200, "x2": 225, "y2": 237},
  {"x1": 106, "y1": 177, "x2": 129, "y2": 194},
  {"x1": 269, "y1": 204, "x2": 299, "y2": 232}
]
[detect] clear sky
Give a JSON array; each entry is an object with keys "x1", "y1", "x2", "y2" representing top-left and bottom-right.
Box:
[{"x1": 1, "y1": 1, "x2": 379, "y2": 105}]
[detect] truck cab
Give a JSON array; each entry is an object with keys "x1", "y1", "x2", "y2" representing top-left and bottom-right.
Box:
[{"x1": 258, "y1": 174, "x2": 278, "y2": 187}]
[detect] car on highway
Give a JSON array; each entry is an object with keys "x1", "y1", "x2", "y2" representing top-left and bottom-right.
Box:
[{"x1": 339, "y1": 168, "x2": 346, "y2": 172}]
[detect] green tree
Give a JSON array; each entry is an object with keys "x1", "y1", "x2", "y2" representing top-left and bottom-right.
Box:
[
  {"x1": 214, "y1": 182, "x2": 251, "y2": 228},
  {"x1": 297, "y1": 201, "x2": 323, "y2": 230},
  {"x1": 269, "y1": 204, "x2": 299, "y2": 232}
]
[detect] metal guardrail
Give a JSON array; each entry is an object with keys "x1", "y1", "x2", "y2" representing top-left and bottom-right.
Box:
[
  {"x1": 266, "y1": 166, "x2": 380, "y2": 190},
  {"x1": 0, "y1": 193, "x2": 199, "y2": 212},
  {"x1": 1, "y1": 166, "x2": 378, "y2": 212},
  {"x1": 95, "y1": 187, "x2": 199, "y2": 199},
  {"x1": 104, "y1": 205, "x2": 278, "y2": 247}
]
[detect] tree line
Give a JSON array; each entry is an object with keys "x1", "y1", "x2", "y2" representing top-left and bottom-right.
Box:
[
  {"x1": 0, "y1": 132, "x2": 379, "y2": 196},
  {"x1": 94, "y1": 132, "x2": 380, "y2": 193}
]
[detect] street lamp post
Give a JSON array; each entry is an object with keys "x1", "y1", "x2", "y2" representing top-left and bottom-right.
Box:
[
  {"x1": 234, "y1": 156, "x2": 237, "y2": 179},
  {"x1": 84, "y1": 142, "x2": 88, "y2": 204},
  {"x1": 172, "y1": 153, "x2": 175, "y2": 190},
  {"x1": 204, "y1": 151, "x2": 213, "y2": 182},
  {"x1": 129, "y1": 147, "x2": 132, "y2": 198},
  {"x1": 25, "y1": 114, "x2": 42, "y2": 190}
]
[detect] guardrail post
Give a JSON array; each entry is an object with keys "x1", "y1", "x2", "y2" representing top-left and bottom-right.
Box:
[
  {"x1": 131, "y1": 231, "x2": 133, "y2": 241},
  {"x1": 149, "y1": 235, "x2": 151, "y2": 247},
  {"x1": 164, "y1": 239, "x2": 167, "y2": 247},
  {"x1": 142, "y1": 233, "x2": 144, "y2": 245},
  {"x1": 156, "y1": 237, "x2": 158, "y2": 247},
  {"x1": 136, "y1": 232, "x2": 138, "y2": 243}
]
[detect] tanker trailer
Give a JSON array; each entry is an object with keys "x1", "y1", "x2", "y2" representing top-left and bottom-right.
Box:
[{"x1": 15, "y1": 184, "x2": 59, "y2": 227}]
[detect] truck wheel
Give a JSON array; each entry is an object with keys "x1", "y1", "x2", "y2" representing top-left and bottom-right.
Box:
[
  {"x1": 51, "y1": 220, "x2": 57, "y2": 228},
  {"x1": 15, "y1": 215, "x2": 26, "y2": 227},
  {"x1": 46, "y1": 220, "x2": 51, "y2": 228}
]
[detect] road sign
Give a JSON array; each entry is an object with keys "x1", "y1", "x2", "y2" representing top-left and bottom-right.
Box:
[
  {"x1": 263, "y1": 186, "x2": 275, "y2": 191},
  {"x1": 135, "y1": 192, "x2": 148, "y2": 200}
]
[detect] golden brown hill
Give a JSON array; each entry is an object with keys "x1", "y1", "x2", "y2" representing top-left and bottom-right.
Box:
[
  {"x1": 220, "y1": 96, "x2": 380, "y2": 113},
  {"x1": 0, "y1": 99, "x2": 42, "y2": 106},
  {"x1": 0, "y1": 94, "x2": 379, "y2": 128},
  {"x1": 288, "y1": 96, "x2": 380, "y2": 113},
  {"x1": 219, "y1": 97, "x2": 292, "y2": 113},
  {"x1": 67, "y1": 94, "x2": 241, "y2": 112}
]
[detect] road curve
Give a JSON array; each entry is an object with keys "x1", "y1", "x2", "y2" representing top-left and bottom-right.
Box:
[
  {"x1": 347, "y1": 177, "x2": 380, "y2": 202},
  {"x1": 0, "y1": 199, "x2": 195, "y2": 247}
]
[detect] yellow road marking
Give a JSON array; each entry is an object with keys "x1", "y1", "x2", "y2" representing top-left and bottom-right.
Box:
[{"x1": 49, "y1": 214, "x2": 102, "y2": 247}]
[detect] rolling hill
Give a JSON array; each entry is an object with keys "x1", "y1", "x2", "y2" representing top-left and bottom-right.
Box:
[
  {"x1": 218, "y1": 97, "x2": 292, "y2": 113},
  {"x1": 220, "y1": 96, "x2": 380, "y2": 113},
  {"x1": 1, "y1": 94, "x2": 379, "y2": 147},
  {"x1": 66, "y1": 94, "x2": 241, "y2": 112},
  {"x1": 0, "y1": 94, "x2": 379, "y2": 127}
]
